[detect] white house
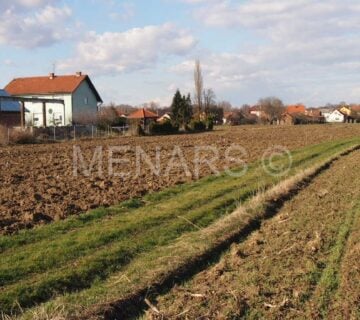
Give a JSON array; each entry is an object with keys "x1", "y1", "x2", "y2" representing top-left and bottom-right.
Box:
[
  {"x1": 323, "y1": 110, "x2": 345, "y2": 123},
  {"x1": 5, "y1": 72, "x2": 102, "y2": 127},
  {"x1": 157, "y1": 113, "x2": 172, "y2": 123}
]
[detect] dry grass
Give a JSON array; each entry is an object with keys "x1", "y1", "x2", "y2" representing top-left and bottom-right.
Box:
[
  {"x1": 1, "y1": 304, "x2": 68, "y2": 320},
  {"x1": 9, "y1": 129, "x2": 35, "y2": 144},
  {"x1": 0, "y1": 126, "x2": 35, "y2": 145},
  {"x1": 0, "y1": 125, "x2": 8, "y2": 145}
]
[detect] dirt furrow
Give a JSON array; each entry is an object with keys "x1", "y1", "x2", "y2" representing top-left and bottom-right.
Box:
[{"x1": 144, "y1": 149, "x2": 360, "y2": 319}]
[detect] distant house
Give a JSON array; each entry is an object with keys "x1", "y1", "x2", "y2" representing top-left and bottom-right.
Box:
[
  {"x1": 281, "y1": 104, "x2": 325, "y2": 125},
  {"x1": 0, "y1": 89, "x2": 21, "y2": 127},
  {"x1": 223, "y1": 112, "x2": 233, "y2": 124},
  {"x1": 249, "y1": 106, "x2": 262, "y2": 117},
  {"x1": 306, "y1": 108, "x2": 322, "y2": 117},
  {"x1": 349, "y1": 105, "x2": 360, "y2": 123},
  {"x1": 281, "y1": 112, "x2": 324, "y2": 125},
  {"x1": 157, "y1": 112, "x2": 172, "y2": 123},
  {"x1": 350, "y1": 105, "x2": 360, "y2": 113},
  {"x1": 317, "y1": 108, "x2": 333, "y2": 122},
  {"x1": 5, "y1": 72, "x2": 102, "y2": 127},
  {"x1": 127, "y1": 108, "x2": 158, "y2": 132},
  {"x1": 286, "y1": 104, "x2": 306, "y2": 114},
  {"x1": 339, "y1": 106, "x2": 351, "y2": 117},
  {"x1": 325, "y1": 109, "x2": 345, "y2": 123}
]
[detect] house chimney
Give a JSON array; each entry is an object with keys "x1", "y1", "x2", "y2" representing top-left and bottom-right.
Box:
[
  {"x1": 76, "y1": 71, "x2": 82, "y2": 77},
  {"x1": 49, "y1": 73, "x2": 55, "y2": 79}
]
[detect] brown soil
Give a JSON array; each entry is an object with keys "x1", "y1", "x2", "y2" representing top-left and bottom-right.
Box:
[
  {"x1": 0, "y1": 124, "x2": 359, "y2": 234},
  {"x1": 146, "y1": 149, "x2": 360, "y2": 319},
  {"x1": 327, "y1": 206, "x2": 360, "y2": 319}
]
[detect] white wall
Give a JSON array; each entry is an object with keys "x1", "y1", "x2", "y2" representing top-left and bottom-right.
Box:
[
  {"x1": 22, "y1": 94, "x2": 72, "y2": 127},
  {"x1": 324, "y1": 110, "x2": 345, "y2": 123}
]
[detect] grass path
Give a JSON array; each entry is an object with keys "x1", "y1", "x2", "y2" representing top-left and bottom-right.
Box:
[
  {"x1": 327, "y1": 204, "x2": 360, "y2": 319},
  {"x1": 0, "y1": 138, "x2": 359, "y2": 317},
  {"x1": 304, "y1": 202, "x2": 359, "y2": 318}
]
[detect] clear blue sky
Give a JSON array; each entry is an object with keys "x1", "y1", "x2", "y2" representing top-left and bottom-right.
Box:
[{"x1": 1, "y1": 0, "x2": 360, "y2": 107}]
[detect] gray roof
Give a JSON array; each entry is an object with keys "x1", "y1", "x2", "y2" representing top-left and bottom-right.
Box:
[{"x1": 0, "y1": 89, "x2": 20, "y2": 112}]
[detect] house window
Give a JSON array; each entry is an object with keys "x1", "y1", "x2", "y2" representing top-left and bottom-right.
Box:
[{"x1": 84, "y1": 97, "x2": 88, "y2": 105}]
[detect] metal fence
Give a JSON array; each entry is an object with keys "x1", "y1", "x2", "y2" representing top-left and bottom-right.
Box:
[{"x1": 2, "y1": 125, "x2": 130, "y2": 144}]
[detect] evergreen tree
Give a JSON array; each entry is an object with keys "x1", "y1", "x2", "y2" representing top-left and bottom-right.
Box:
[
  {"x1": 171, "y1": 89, "x2": 183, "y2": 127},
  {"x1": 182, "y1": 93, "x2": 193, "y2": 127},
  {"x1": 171, "y1": 90, "x2": 193, "y2": 128}
]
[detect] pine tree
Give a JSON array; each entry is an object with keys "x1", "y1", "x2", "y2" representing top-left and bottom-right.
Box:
[
  {"x1": 183, "y1": 93, "x2": 193, "y2": 126},
  {"x1": 171, "y1": 89, "x2": 183, "y2": 127},
  {"x1": 171, "y1": 90, "x2": 193, "y2": 129}
]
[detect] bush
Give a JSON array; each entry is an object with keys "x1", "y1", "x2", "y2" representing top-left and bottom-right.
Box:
[
  {"x1": 10, "y1": 129, "x2": 36, "y2": 144},
  {"x1": 96, "y1": 106, "x2": 126, "y2": 130},
  {"x1": 189, "y1": 120, "x2": 207, "y2": 132},
  {"x1": 206, "y1": 117, "x2": 214, "y2": 131},
  {"x1": 0, "y1": 126, "x2": 36, "y2": 145},
  {"x1": 149, "y1": 121, "x2": 179, "y2": 135}
]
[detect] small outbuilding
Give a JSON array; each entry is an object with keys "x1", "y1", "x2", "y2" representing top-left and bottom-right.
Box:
[
  {"x1": 127, "y1": 108, "x2": 158, "y2": 133},
  {"x1": 0, "y1": 89, "x2": 21, "y2": 127},
  {"x1": 157, "y1": 112, "x2": 172, "y2": 123}
]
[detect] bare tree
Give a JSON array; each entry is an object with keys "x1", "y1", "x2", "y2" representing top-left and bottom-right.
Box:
[
  {"x1": 203, "y1": 88, "x2": 216, "y2": 116},
  {"x1": 142, "y1": 101, "x2": 160, "y2": 114},
  {"x1": 218, "y1": 101, "x2": 233, "y2": 112},
  {"x1": 258, "y1": 97, "x2": 285, "y2": 124},
  {"x1": 194, "y1": 59, "x2": 204, "y2": 119},
  {"x1": 240, "y1": 104, "x2": 251, "y2": 114}
]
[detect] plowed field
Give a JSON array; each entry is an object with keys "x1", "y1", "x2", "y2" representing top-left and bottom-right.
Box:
[{"x1": 1, "y1": 124, "x2": 359, "y2": 234}]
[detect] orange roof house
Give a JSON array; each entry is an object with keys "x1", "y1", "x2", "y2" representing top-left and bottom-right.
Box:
[
  {"x1": 127, "y1": 108, "x2": 159, "y2": 134},
  {"x1": 249, "y1": 105, "x2": 268, "y2": 119},
  {"x1": 127, "y1": 108, "x2": 159, "y2": 119},
  {"x1": 350, "y1": 105, "x2": 360, "y2": 112},
  {"x1": 286, "y1": 104, "x2": 306, "y2": 114},
  {"x1": 4, "y1": 72, "x2": 102, "y2": 127}
]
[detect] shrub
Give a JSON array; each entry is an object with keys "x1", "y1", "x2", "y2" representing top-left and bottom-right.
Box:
[
  {"x1": 96, "y1": 107, "x2": 126, "y2": 130},
  {"x1": 0, "y1": 127, "x2": 36, "y2": 145},
  {"x1": 149, "y1": 121, "x2": 179, "y2": 135},
  {"x1": 206, "y1": 117, "x2": 214, "y2": 131},
  {"x1": 10, "y1": 129, "x2": 36, "y2": 144},
  {"x1": 189, "y1": 120, "x2": 207, "y2": 132}
]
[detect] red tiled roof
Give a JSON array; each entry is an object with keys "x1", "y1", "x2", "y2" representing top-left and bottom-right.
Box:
[
  {"x1": 127, "y1": 108, "x2": 158, "y2": 119},
  {"x1": 5, "y1": 74, "x2": 102, "y2": 102},
  {"x1": 351, "y1": 105, "x2": 360, "y2": 112},
  {"x1": 286, "y1": 104, "x2": 306, "y2": 114}
]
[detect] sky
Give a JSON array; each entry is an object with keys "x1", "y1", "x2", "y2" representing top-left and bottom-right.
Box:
[{"x1": 0, "y1": 0, "x2": 360, "y2": 107}]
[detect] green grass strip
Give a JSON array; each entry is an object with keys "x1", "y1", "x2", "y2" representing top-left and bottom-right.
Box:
[{"x1": 312, "y1": 201, "x2": 360, "y2": 317}]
